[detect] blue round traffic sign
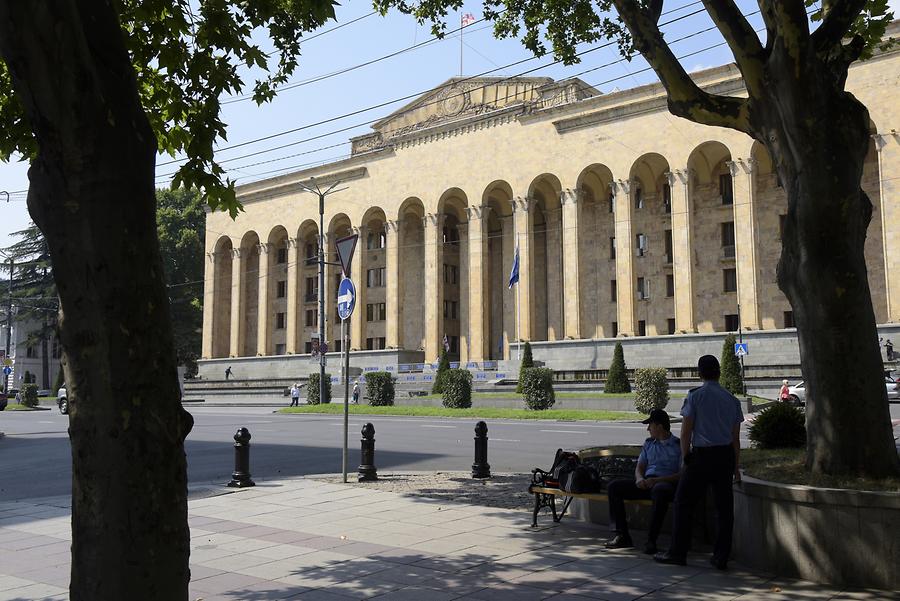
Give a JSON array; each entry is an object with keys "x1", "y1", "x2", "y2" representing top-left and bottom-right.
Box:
[
  {"x1": 337, "y1": 278, "x2": 356, "y2": 321},
  {"x1": 2, "y1": 366, "x2": 11, "y2": 376}
]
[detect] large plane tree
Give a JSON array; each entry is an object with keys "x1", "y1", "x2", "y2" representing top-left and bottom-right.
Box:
[
  {"x1": 0, "y1": 1, "x2": 335, "y2": 598},
  {"x1": 377, "y1": 0, "x2": 900, "y2": 477}
]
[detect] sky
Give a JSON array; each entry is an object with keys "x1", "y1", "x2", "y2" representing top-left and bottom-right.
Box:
[{"x1": 0, "y1": 0, "x2": 877, "y2": 251}]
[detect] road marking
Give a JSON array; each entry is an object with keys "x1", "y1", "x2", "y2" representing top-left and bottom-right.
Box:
[
  {"x1": 421, "y1": 425, "x2": 456, "y2": 428},
  {"x1": 491, "y1": 438, "x2": 521, "y2": 442},
  {"x1": 540, "y1": 429, "x2": 589, "y2": 434},
  {"x1": 40, "y1": 421, "x2": 54, "y2": 424}
]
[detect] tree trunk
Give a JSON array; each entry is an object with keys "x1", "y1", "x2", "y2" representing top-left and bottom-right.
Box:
[
  {"x1": 764, "y1": 52, "x2": 900, "y2": 477},
  {"x1": 0, "y1": 3, "x2": 194, "y2": 599}
]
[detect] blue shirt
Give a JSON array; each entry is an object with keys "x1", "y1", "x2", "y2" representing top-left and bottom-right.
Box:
[
  {"x1": 681, "y1": 381, "x2": 744, "y2": 447},
  {"x1": 638, "y1": 434, "x2": 681, "y2": 477}
]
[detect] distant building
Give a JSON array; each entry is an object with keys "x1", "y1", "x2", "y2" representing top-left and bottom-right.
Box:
[{"x1": 1, "y1": 308, "x2": 62, "y2": 391}]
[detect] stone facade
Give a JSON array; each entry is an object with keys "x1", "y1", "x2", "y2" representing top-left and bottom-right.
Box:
[{"x1": 200, "y1": 45, "x2": 900, "y2": 377}]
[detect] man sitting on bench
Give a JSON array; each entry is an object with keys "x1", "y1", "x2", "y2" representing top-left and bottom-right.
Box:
[{"x1": 605, "y1": 409, "x2": 681, "y2": 555}]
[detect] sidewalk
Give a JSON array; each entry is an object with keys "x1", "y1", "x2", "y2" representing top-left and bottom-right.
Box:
[{"x1": 0, "y1": 477, "x2": 891, "y2": 601}]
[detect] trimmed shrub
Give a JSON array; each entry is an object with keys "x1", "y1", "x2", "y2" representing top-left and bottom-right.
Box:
[
  {"x1": 366, "y1": 372, "x2": 395, "y2": 406},
  {"x1": 521, "y1": 367, "x2": 555, "y2": 410},
  {"x1": 516, "y1": 341, "x2": 534, "y2": 393},
  {"x1": 21, "y1": 383, "x2": 39, "y2": 408},
  {"x1": 604, "y1": 342, "x2": 631, "y2": 393},
  {"x1": 442, "y1": 369, "x2": 473, "y2": 409},
  {"x1": 634, "y1": 368, "x2": 669, "y2": 414},
  {"x1": 748, "y1": 402, "x2": 806, "y2": 449},
  {"x1": 431, "y1": 349, "x2": 451, "y2": 394},
  {"x1": 306, "y1": 373, "x2": 332, "y2": 405},
  {"x1": 720, "y1": 333, "x2": 744, "y2": 395}
]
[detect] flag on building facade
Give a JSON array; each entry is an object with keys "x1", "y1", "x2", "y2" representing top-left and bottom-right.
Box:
[
  {"x1": 508, "y1": 244, "x2": 520, "y2": 289},
  {"x1": 443, "y1": 334, "x2": 450, "y2": 352},
  {"x1": 461, "y1": 13, "x2": 476, "y2": 27}
]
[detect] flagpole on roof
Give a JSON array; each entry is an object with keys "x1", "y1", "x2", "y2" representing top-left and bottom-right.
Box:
[{"x1": 459, "y1": 11, "x2": 463, "y2": 76}]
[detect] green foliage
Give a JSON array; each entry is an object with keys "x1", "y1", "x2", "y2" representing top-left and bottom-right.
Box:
[
  {"x1": 431, "y1": 349, "x2": 451, "y2": 394},
  {"x1": 521, "y1": 367, "x2": 555, "y2": 411},
  {"x1": 306, "y1": 372, "x2": 332, "y2": 405},
  {"x1": 604, "y1": 343, "x2": 631, "y2": 393},
  {"x1": 516, "y1": 341, "x2": 534, "y2": 393},
  {"x1": 53, "y1": 367, "x2": 65, "y2": 395},
  {"x1": 156, "y1": 188, "x2": 205, "y2": 376},
  {"x1": 21, "y1": 383, "x2": 39, "y2": 408},
  {"x1": 720, "y1": 334, "x2": 744, "y2": 395},
  {"x1": 633, "y1": 368, "x2": 669, "y2": 414},
  {"x1": 441, "y1": 369, "x2": 473, "y2": 409},
  {"x1": 365, "y1": 372, "x2": 395, "y2": 407},
  {"x1": 748, "y1": 403, "x2": 807, "y2": 449}
]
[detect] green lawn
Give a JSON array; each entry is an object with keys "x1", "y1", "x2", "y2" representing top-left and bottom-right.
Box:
[
  {"x1": 4, "y1": 403, "x2": 50, "y2": 411},
  {"x1": 280, "y1": 404, "x2": 641, "y2": 421},
  {"x1": 741, "y1": 448, "x2": 900, "y2": 492}
]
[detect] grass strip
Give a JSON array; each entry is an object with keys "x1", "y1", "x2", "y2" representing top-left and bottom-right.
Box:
[
  {"x1": 280, "y1": 404, "x2": 640, "y2": 421},
  {"x1": 4, "y1": 403, "x2": 49, "y2": 411}
]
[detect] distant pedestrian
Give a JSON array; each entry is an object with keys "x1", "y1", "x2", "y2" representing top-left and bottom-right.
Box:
[
  {"x1": 290, "y1": 383, "x2": 300, "y2": 407},
  {"x1": 779, "y1": 380, "x2": 790, "y2": 403},
  {"x1": 886, "y1": 339, "x2": 894, "y2": 361},
  {"x1": 352, "y1": 381, "x2": 360, "y2": 404},
  {"x1": 225, "y1": 366, "x2": 233, "y2": 380},
  {"x1": 655, "y1": 354, "x2": 743, "y2": 571}
]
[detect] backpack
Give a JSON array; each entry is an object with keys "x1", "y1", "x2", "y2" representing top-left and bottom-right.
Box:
[
  {"x1": 532, "y1": 448, "x2": 579, "y2": 489},
  {"x1": 560, "y1": 464, "x2": 597, "y2": 494}
]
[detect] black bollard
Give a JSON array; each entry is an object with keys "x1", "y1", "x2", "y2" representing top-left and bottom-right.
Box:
[
  {"x1": 358, "y1": 422, "x2": 378, "y2": 482},
  {"x1": 228, "y1": 427, "x2": 256, "y2": 488},
  {"x1": 472, "y1": 421, "x2": 491, "y2": 479}
]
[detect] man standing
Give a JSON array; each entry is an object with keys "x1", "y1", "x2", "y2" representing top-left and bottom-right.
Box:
[
  {"x1": 352, "y1": 381, "x2": 360, "y2": 404},
  {"x1": 225, "y1": 366, "x2": 232, "y2": 380},
  {"x1": 289, "y1": 383, "x2": 300, "y2": 407},
  {"x1": 655, "y1": 355, "x2": 743, "y2": 570},
  {"x1": 886, "y1": 339, "x2": 894, "y2": 362},
  {"x1": 605, "y1": 408, "x2": 681, "y2": 555}
]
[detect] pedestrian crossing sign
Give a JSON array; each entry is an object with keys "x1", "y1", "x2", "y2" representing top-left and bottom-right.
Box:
[{"x1": 734, "y1": 343, "x2": 749, "y2": 357}]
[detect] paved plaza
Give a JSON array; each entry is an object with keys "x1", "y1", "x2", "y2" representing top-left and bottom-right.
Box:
[{"x1": 0, "y1": 475, "x2": 896, "y2": 601}]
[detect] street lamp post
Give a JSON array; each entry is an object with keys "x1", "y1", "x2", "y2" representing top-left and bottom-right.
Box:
[{"x1": 1, "y1": 253, "x2": 13, "y2": 394}]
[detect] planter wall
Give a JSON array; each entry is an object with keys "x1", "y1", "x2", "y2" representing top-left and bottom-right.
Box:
[{"x1": 732, "y1": 475, "x2": 899, "y2": 590}]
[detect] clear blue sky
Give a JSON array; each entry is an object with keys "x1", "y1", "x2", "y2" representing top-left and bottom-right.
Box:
[{"x1": 0, "y1": 0, "x2": 869, "y2": 250}]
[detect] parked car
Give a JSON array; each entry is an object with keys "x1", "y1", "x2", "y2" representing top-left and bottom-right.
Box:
[
  {"x1": 0, "y1": 391, "x2": 7, "y2": 411},
  {"x1": 787, "y1": 378, "x2": 899, "y2": 406},
  {"x1": 57, "y1": 384, "x2": 68, "y2": 415}
]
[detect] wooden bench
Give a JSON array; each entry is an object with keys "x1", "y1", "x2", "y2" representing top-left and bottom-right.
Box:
[{"x1": 529, "y1": 447, "x2": 652, "y2": 527}]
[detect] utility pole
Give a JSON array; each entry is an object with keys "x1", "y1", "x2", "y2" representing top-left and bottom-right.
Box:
[
  {"x1": 297, "y1": 179, "x2": 346, "y2": 406},
  {"x1": 3, "y1": 256, "x2": 12, "y2": 394}
]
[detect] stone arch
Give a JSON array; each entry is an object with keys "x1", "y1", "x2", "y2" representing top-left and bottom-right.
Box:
[
  {"x1": 437, "y1": 188, "x2": 469, "y2": 359},
  {"x1": 360, "y1": 207, "x2": 388, "y2": 349},
  {"x1": 398, "y1": 198, "x2": 426, "y2": 352},
  {"x1": 482, "y1": 181, "x2": 515, "y2": 360},
  {"x1": 687, "y1": 142, "x2": 736, "y2": 333},
  {"x1": 527, "y1": 174, "x2": 564, "y2": 341},
  {"x1": 577, "y1": 164, "x2": 616, "y2": 340},
  {"x1": 212, "y1": 236, "x2": 233, "y2": 358},
  {"x1": 239, "y1": 231, "x2": 260, "y2": 356},
  {"x1": 264, "y1": 226, "x2": 289, "y2": 355},
  {"x1": 326, "y1": 214, "x2": 353, "y2": 348},
  {"x1": 296, "y1": 219, "x2": 320, "y2": 354}
]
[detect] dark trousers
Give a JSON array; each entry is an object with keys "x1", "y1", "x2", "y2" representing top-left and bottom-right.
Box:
[
  {"x1": 607, "y1": 478, "x2": 676, "y2": 543},
  {"x1": 290, "y1": 397, "x2": 299, "y2": 407},
  {"x1": 669, "y1": 445, "x2": 735, "y2": 561}
]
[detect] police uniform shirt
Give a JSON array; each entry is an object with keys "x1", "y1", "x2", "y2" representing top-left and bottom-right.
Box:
[
  {"x1": 681, "y1": 381, "x2": 744, "y2": 447},
  {"x1": 638, "y1": 434, "x2": 681, "y2": 477}
]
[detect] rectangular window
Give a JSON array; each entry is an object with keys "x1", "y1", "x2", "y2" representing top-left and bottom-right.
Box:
[
  {"x1": 305, "y1": 243, "x2": 317, "y2": 266},
  {"x1": 275, "y1": 312, "x2": 286, "y2": 329},
  {"x1": 663, "y1": 183, "x2": 672, "y2": 214},
  {"x1": 305, "y1": 309, "x2": 316, "y2": 327},
  {"x1": 612, "y1": 321, "x2": 619, "y2": 337},
  {"x1": 275, "y1": 343, "x2": 286, "y2": 355},
  {"x1": 637, "y1": 277, "x2": 649, "y2": 300},
  {"x1": 367, "y1": 267, "x2": 385, "y2": 288},
  {"x1": 366, "y1": 337, "x2": 386, "y2": 350},
  {"x1": 666, "y1": 274, "x2": 675, "y2": 298},
  {"x1": 276, "y1": 280, "x2": 287, "y2": 298},
  {"x1": 610, "y1": 279, "x2": 617, "y2": 303},
  {"x1": 277, "y1": 247, "x2": 288, "y2": 264},
  {"x1": 724, "y1": 314, "x2": 740, "y2": 332},
  {"x1": 51, "y1": 338, "x2": 62, "y2": 359},
  {"x1": 366, "y1": 303, "x2": 386, "y2": 322},
  {"x1": 723, "y1": 268, "x2": 737, "y2": 292},
  {"x1": 443, "y1": 264, "x2": 458, "y2": 285},
  {"x1": 367, "y1": 232, "x2": 386, "y2": 250},
  {"x1": 721, "y1": 222, "x2": 735, "y2": 258},
  {"x1": 634, "y1": 186, "x2": 643, "y2": 209},
  {"x1": 333, "y1": 339, "x2": 342, "y2": 353},
  {"x1": 667, "y1": 318, "x2": 676, "y2": 335},
  {"x1": 305, "y1": 277, "x2": 318, "y2": 300},
  {"x1": 305, "y1": 341, "x2": 313, "y2": 354},
  {"x1": 449, "y1": 336, "x2": 459, "y2": 353},
  {"x1": 635, "y1": 233, "x2": 647, "y2": 257},
  {"x1": 720, "y1": 173, "x2": 734, "y2": 205},
  {"x1": 783, "y1": 310, "x2": 795, "y2": 328},
  {"x1": 664, "y1": 229, "x2": 673, "y2": 263},
  {"x1": 609, "y1": 237, "x2": 616, "y2": 260},
  {"x1": 638, "y1": 320, "x2": 646, "y2": 336}
]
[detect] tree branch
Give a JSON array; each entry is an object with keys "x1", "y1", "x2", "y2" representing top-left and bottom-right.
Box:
[
  {"x1": 700, "y1": 0, "x2": 766, "y2": 97},
  {"x1": 812, "y1": 0, "x2": 867, "y2": 49},
  {"x1": 612, "y1": 0, "x2": 751, "y2": 133}
]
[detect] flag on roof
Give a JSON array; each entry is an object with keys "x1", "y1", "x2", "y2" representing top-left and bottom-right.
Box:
[{"x1": 461, "y1": 13, "x2": 476, "y2": 27}]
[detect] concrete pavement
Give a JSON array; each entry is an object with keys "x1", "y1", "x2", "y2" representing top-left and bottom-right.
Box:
[{"x1": 1, "y1": 476, "x2": 895, "y2": 600}]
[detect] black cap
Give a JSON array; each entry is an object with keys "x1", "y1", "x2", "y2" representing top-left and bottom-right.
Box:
[{"x1": 641, "y1": 408, "x2": 670, "y2": 427}]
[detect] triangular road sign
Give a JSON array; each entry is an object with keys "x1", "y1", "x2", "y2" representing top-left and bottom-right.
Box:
[{"x1": 335, "y1": 234, "x2": 358, "y2": 277}]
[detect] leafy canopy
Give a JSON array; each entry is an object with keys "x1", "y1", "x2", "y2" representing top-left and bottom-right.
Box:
[{"x1": 0, "y1": 0, "x2": 338, "y2": 217}]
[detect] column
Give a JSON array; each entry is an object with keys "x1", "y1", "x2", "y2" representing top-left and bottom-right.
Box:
[
  {"x1": 285, "y1": 237, "x2": 300, "y2": 354},
  {"x1": 423, "y1": 213, "x2": 443, "y2": 362},
  {"x1": 668, "y1": 169, "x2": 696, "y2": 332},
  {"x1": 256, "y1": 242, "x2": 271, "y2": 355},
  {"x1": 512, "y1": 197, "x2": 534, "y2": 342},
  {"x1": 201, "y1": 251, "x2": 216, "y2": 358},
  {"x1": 323, "y1": 233, "x2": 337, "y2": 348},
  {"x1": 350, "y1": 225, "x2": 367, "y2": 350},
  {"x1": 229, "y1": 248, "x2": 244, "y2": 357},
  {"x1": 385, "y1": 219, "x2": 401, "y2": 348},
  {"x1": 729, "y1": 158, "x2": 761, "y2": 329},
  {"x1": 875, "y1": 134, "x2": 900, "y2": 321},
  {"x1": 466, "y1": 206, "x2": 488, "y2": 362},
  {"x1": 613, "y1": 180, "x2": 636, "y2": 336},
  {"x1": 560, "y1": 188, "x2": 582, "y2": 339}
]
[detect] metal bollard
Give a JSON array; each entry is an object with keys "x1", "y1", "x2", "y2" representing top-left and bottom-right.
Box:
[
  {"x1": 228, "y1": 427, "x2": 256, "y2": 488},
  {"x1": 472, "y1": 421, "x2": 491, "y2": 479},
  {"x1": 358, "y1": 422, "x2": 378, "y2": 482}
]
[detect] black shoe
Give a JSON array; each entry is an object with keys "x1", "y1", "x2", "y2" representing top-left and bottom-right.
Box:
[
  {"x1": 643, "y1": 541, "x2": 658, "y2": 555},
  {"x1": 653, "y1": 552, "x2": 687, "y2": 566},
  {"x1": 709, "y1": 556, "x2": 728, "y2": 571},
  {"x1": 605, "y1": 534, "x2": 633, "y2": 549}
]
